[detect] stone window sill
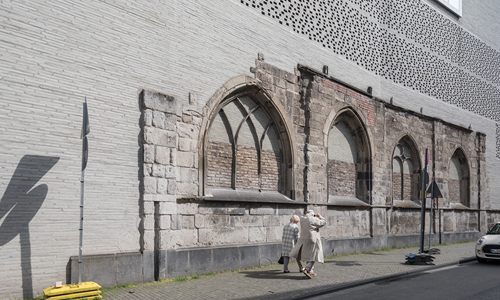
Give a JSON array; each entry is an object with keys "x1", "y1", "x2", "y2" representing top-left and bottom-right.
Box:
[
  {"x1": 392, "y1": 199, "x2": 422, "y2": 208},
  {"x1": 449, "y1": 203, "x2": 470, "y2": 210},
  {"x1": 203, "y1": 188, "x2": 305, "y2": 205},
  {"x1": 327, "y1": 196, "x2": 370, "y2": 207}
]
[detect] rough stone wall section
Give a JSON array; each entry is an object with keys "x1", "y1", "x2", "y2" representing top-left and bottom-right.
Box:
[
  {"x1": 141, "y1": 90, "x2": 178, "y2": 251},
  {"x1": 322, "y1": 79, "x2": 375, "y2": 127}
]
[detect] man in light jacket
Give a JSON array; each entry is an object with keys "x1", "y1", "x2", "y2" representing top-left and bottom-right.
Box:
[{"x1": 289, "y1": 210, "x2": 327, "y2": 278}]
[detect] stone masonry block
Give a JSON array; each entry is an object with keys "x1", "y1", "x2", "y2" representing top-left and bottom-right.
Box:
[
  {"x1": 171, "y1": 214, "x2": 181, "y2": 230},
  {"x1": 143, "y1": 201, "x2": 155, "y2": 214},
  {"x1": 144, "y1": 127, "x2": 176, "y2": 147},
  {"x1": 227, "y1": 206, "x2": 246, "y2": 215},
  {"x1": 162, "y1": 229, "x2": 198, "y2": 249},
  {"x1": 144, "y1": 163, "x2": 153, "y2": 177},
  {"x1": 153, "y1": 111, "x2": 166, "y2": 128},
  {"x1": 278, "y1": 207, "x2": 304, "y2": 216},
  {"x1": 195, "y1": 215, "x2": 205, "y2": 229},
  {"x1": 143, "y1": 109, "x2": 153, "y2": 127},
  {"x1": 157, "y1": 178, "x2": 168, "y2": 194},
  {"x1": 266, "y1": 227, "x2": 281, "y2": 242},
  {"x1": 144, "y1": 194, "x2": 176, "y2": 202},
  {"x1": 177, "y1": 122, "x2": 198, "y2": 140},
  {"x1": 159, "y1": 201, "x2": 177, "y2": 215},
  {"x1": 250, "y1": 205, "x2": 275, "y2": 215},
  {"x1": 143, "y1": 90, "x2": 176, "y2": 114},
  {"x1": 152, "y1": 164, "x2": 166, "y2": 178},
  {"x1": 144, "y1": 214, "x2": 155, "y2": 230},
  {"x1": 229, "y1": 215, "x2": 263, "y2": 227},
  {"x1": 198, "y1": 227, "x2": 248, "y2": 245},
  {"x1": 181, "y1": 215, "x2": 195, "y2": 229},
  {"x1": 179, "y1": 138, "x2": 196, "y2": 152},
  {"x1": 198, "y1": 203, "x2": 227, "y2": 215},
  {"x1": 171, "y1": 148, "x2": 177, "y2": 166},
  {"x1": 165, "y1": 166, "x2": 176, "y2": 178},
  {"x1": 156, "y1": 146, "x2": 170, "y2": 164},
  {"x1": 143, "y1": 230, "x2": 155, "y2": 251},
  {"x1": 177, "y1": 167, "x2": 198, "y2": 183},
  {"x1": 160, "y1": 215, "x2": 171, "y2": 230},
  {"x1": 263, "y1": 215, "x2": 280, "y2": 227},
  {"x1": 143, "y1": 177, "x2": 157, "y2": 194},
  {"x1": 177, "y1": 202, "x2": 199, "y2": 215},
  {"x1": 177, "y1": 151, "x2": 196, "y2": 168},
  {"x1": 249, "y1": 227, "x2": 267, "y2": 243},
  {"x1": 144, "y1": 144, "x2": 155, "y2": 163},
  {"x1": 176, "y1": 182, "x2": 198, "y2": 195},
  {"x1": 167, "y1": 179, "x2": 177, "y2": 195},
  {"x1": 165, "y1": 113, "x2": 177, "y2": 131},
  {"x1": 204, "y1": 215, "x2": 230, "y2": 228}
]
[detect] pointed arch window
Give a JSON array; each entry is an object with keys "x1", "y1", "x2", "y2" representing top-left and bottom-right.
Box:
[
  {"x1": 327, "y1": 109, "x2": 371, "y2": 204},
  {"x1": 449, "y1": 149, "x2": 470, "y2": 207},
  {"x1": 204, "y1": 89, "x2": 293, "y2": 200},
  {"x1": 392, "y1": 138, "x2": 420, "y2": 203}
]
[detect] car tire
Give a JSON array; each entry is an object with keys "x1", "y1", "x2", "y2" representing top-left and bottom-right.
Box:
[{"x1": 476, "y1": 256, "x2": 487, "y2": 263}]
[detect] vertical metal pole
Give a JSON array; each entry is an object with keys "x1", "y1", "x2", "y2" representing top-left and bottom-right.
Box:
[
  {"x1": 419, "y1": 149, "x2": 428, "y2": 254},
  {"x1": 419, "y1": 169, "x2": 426, "y2": 253},
  {"x1": 429, "y1": 198, "x2": 433, "y2": 249},
  {"x1": 79, "y1": 169, "x2": 84, "y2": 284}
]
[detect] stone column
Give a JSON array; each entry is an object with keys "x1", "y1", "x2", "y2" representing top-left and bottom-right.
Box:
[{"x1": 140, "y1": 90, "x2": 177, "y2": 255}]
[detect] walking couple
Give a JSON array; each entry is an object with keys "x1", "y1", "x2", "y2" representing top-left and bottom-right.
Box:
[{"x1": 281, "y1": 210, "x2": 326, "y2": 278}]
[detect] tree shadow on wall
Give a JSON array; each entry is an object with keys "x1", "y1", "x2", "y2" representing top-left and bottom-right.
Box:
[{"x1": 0, "y1": 155, "x2": 59, "y2": 299}]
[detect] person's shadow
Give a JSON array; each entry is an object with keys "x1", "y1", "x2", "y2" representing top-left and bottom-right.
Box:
[{"x1": 0, "y1": 155, "x2": 59, "y2": 299}]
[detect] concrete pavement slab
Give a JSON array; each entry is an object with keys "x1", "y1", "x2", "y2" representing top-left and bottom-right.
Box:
[{"x1": 101, "y1": 242, "x2": 476, "y2": 300}]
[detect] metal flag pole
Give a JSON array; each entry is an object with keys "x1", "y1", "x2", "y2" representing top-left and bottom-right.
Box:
[{"x1": 79, "y1": 97, "x2": 90, "y2": 284}]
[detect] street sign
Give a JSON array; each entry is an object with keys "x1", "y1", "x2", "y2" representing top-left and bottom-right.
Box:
[{"x1": 426, "y1": 178, "x2": 442, "y2": 199}]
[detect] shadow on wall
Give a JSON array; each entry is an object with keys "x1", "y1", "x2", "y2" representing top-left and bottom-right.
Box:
[{"x1": 0, "y1": 155, "x2": 60, "y2": 299}]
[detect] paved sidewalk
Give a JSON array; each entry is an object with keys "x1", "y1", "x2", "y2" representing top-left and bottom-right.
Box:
[{"x1": 102, "y1": 242, "x2": 476, "y2": 300}]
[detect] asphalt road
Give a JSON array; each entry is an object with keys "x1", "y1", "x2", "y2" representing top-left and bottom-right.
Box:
[{"x1": 309, "y1": 260, "x2": 500, "y2": 300}]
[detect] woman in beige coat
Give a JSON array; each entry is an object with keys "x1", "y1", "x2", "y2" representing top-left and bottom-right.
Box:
[{"x1": 289, "y1": 210, "x2": 326, "y2": 278}]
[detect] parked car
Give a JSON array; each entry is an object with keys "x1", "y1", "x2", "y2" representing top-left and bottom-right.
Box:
[{"x1": 476, "y1": 222, "x2": 500, "y2": 262}]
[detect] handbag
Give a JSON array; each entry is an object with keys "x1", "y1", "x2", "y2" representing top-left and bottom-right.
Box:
[{"x1": 278, "y1": 256, "x2": 284, "y2": 264}]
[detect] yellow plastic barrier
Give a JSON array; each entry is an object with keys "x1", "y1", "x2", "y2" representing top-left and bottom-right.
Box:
[{"x1": 43, "y1": 282, "x2": 101, "y2": 300}]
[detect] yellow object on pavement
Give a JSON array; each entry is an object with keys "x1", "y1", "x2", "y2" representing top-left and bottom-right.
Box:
[{"x1": 43, "y1": 282, "x2": 101, "y2": 300}]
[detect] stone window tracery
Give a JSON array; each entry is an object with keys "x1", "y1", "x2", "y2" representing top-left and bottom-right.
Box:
[
  {"x1": 392, "y1": 138, "x2": 420, "y2": 202},
  {"x1": 205, "y1": 92, "x2": 287, "y2": 196}
]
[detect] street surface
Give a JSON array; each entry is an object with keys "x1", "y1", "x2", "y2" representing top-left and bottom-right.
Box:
[
  {"x1": 309, "y1": 260, "x2": 500, "y2": 300},
  {"x1": 101, "y1": 242, "x2": 476, "y2": 300}
]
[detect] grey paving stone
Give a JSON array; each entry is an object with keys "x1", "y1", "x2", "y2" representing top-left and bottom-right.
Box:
[{"x1": 102, "y1": 242, "x2": 476, "y2": 300}]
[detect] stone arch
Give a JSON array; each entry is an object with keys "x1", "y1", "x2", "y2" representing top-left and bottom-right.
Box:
[
  {"x1": 198, "y1": 76, "x2": 296, "y2": 198},
  {"x1": 448, "y1": 147, "x2": 470, "y2": 207},
  {"x1": 391, "y1": 135, "x2": 422, "y2": 203},
  {"x1": 326, "y1": 106, "x2": 372, "y2": 204}
]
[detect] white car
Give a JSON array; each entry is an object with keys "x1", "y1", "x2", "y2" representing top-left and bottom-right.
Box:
[{"x1": 476, "y1": 222, "x2": 500, "y2": 262}]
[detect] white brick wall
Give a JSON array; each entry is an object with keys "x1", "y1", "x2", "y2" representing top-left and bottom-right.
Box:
[{"x1": 1, "y1": 0, "x2": 499, "y2": 298}]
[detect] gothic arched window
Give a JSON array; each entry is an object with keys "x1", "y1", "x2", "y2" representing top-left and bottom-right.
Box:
[
  {"x1": 327, "y1": 109, "x2": 371, "y2": 204},
  {"x1": 204, "y1": 88, "x2": 293, "y2": 199},
  {"x1": 449, "y1": 148, "x2": 470, "y2": 207},
  {"x1": 392, "y1": 137, "x2": 420, "y2": 202}
]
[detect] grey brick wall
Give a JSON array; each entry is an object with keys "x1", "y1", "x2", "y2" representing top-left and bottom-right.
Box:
[{"x1": 1, "y1": 0, "x2": 500, "y2": 298}]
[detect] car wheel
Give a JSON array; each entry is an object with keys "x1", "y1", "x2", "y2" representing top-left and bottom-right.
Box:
[{"x1": 476, "y1": 256, "x2": 487, "y2": 263}]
